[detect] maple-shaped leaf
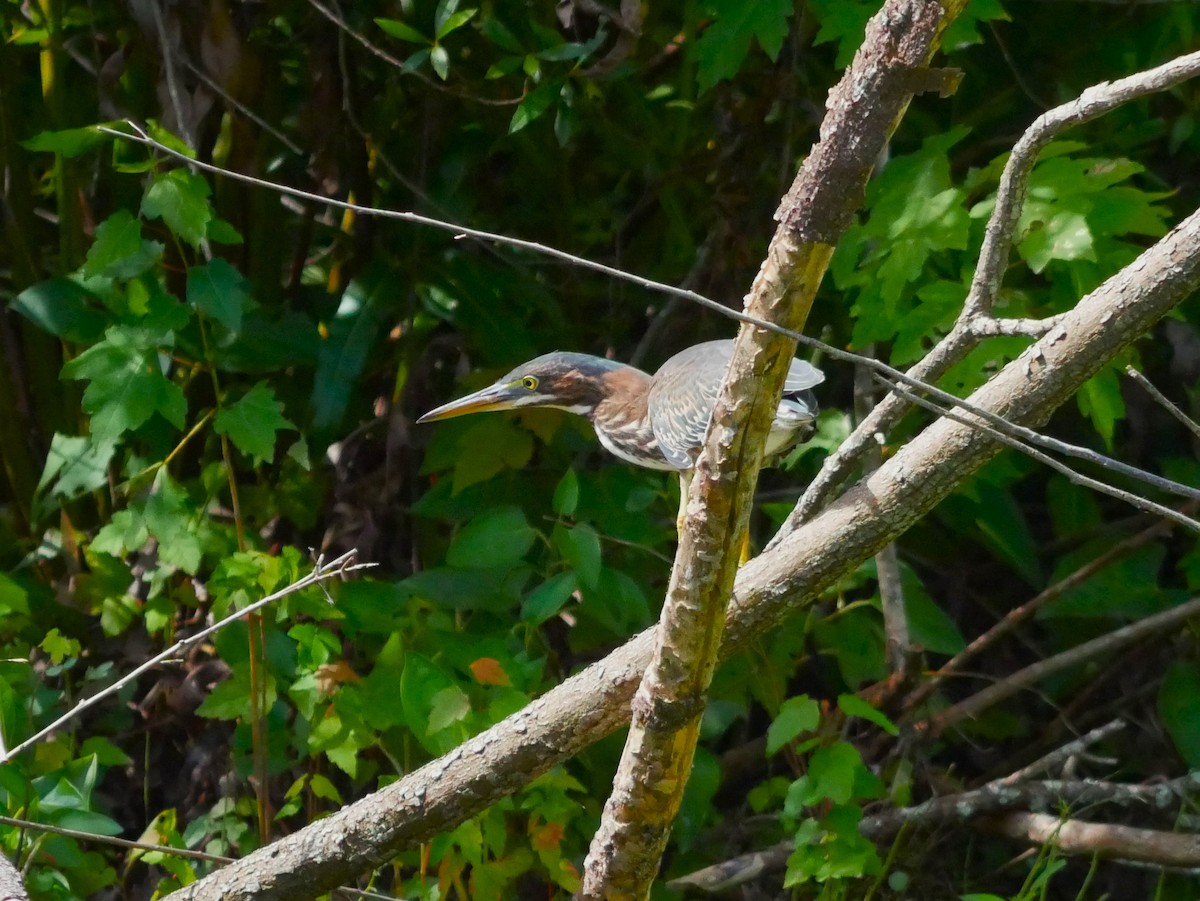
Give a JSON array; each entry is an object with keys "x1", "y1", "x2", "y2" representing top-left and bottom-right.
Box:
[
  {"x1": 695, "y1": 0, "x2": 793, "y2": 93},
  {"x1": 214, "y1": 382, "x2": 295, "y2": 465},
  {"x1": 82, "y1": 210, "x2": 164, "y2": 280},
  {"x1": 142, "y1": 473, "x2": 205, "y2": 574},
  {"x1": 141, "y1": 169, "x2": 213, "y2": 247},
  {"x1": 186, "y1": 258, "x2": 249, "y2": 335},
  {"x1": 62, "y1": 326, "x2": 186, "y2": 442}
]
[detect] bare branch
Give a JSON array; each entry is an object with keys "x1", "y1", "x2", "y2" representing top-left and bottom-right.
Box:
[
  {"x1": 1, "y1": 551, "x2": 371, "y2": 764},
  {"x1": 902, "y1": 512, "x2": 1190, "y2": 716},
  {"x1": 965, "y1": 49, "x2": 1200, "y2": 320},
  {"x1": 159, "y1": 46, "x2": 1200, "y2": 901},
  {"x1": 919, "y1": 595, "x2": 1200, "y2": 739},
  {"x1": 1125, "y1": 365, "x2": 1200, "y2": 442},
  {"x1": 579, "y1": 1, "x2": 952, "y2": 892},
  {"x1": 1001, "y1": 719, "x2": 1127, "y2": 784},
  {"x1": 882, "y1": 377, "x2": 1200, "y2": 531},
  {"x1": 668, "y1": 768, "x2": 1200, "y2": 892},
  {"x1": 788, "y1": 49, "x2": 1200, "y2": 527},
  {"x1": 981, "y1": 812, "x2": 1200, "y2": 868}
]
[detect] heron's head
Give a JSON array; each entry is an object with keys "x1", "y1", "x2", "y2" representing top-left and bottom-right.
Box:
[{"x1": 417, "y1": 352, "x2": 632, "y2": 423}]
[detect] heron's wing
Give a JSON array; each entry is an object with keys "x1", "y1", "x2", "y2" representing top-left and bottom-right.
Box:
[
  {"x1": 784, "y1": 358, "x2": 825, "y2": 392},
  {"x1": 648, "y1": 343, "x2": 728, "y2": 469},
  {"x1": 649, "y1": 342, "x2": 824, "y2": 467}
]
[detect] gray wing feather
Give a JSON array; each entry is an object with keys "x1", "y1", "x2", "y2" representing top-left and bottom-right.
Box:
[{"x1": 648, "y1": 340, "x2": 825, "y2": 468}]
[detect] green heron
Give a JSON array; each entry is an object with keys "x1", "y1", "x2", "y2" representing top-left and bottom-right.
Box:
[{"x1": 418, "y1": 340, "x2": 824, "y2": 498}]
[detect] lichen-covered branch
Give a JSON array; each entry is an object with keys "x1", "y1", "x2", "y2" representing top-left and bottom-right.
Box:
[{"x1": 579, "y1": 0, "x2": 957, "y2": 894}]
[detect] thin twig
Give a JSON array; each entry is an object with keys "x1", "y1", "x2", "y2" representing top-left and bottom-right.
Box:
[
  {"x1": 0, "y1": 814, "x2": 401, "y2": 901},
  {"x1": 2, "y1": 550, "x2": 372, "y2": 763},
  {"x1": 305, "y1": 0, "x2": 521, "y2": 106},
  {"x1": 97, "y1": 123, "x2": 1200, "y2": 534},
  {"x1": 883, "y1": 378, "x2": 1200, "y2": 533},
  {"x1": 788, "y1": 49, "x2": 1200, "y2": 527},
  {"x1": 921, "y1": 595, "x2": 1200, "y2": 738},
  {"x1": 856, "y1": 346, "x2": 910, "y2": 676},
  {"x1": 1002, "y1": 719, "x2": 1127, "y2": 784},
  {"x1": 182, "y1": 60, "x2": 305, "y2": 156},
  {"x1": 902, "y1": 509, "x2": 1191, "y2": 715},
  {"x1": 1125, "y1": 365, "x2": 1200, "y2": 442},
  {"x1": 147, "y1": 0, "x2": 195, "y2": 150}
]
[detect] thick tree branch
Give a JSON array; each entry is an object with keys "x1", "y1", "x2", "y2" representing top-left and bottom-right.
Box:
[
  {"x1": 579, "y1": 0, "x2": 957, "y2": 893},
  {"x1": 787, "y1": 48, "x2": 1200, "y2": 527},
  {"x1": 980, "y1": 812, "x2": 1200, "y2": 868},
  {"x1": 162, "y1": 185, "x2": 1200, "y2": 901},
  {"x1": 669, "y1": 769, "x2": 1200, "y2": 892}
]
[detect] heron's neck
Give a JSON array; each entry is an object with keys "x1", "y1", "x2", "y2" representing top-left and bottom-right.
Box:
[{"x1": 592, "y1": 366, "x2": 652, "y2": 426}]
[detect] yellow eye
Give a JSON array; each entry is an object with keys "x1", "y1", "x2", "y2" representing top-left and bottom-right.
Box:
[{"x1": 521, "y1": 376, "x2": 538, "y2": 390}]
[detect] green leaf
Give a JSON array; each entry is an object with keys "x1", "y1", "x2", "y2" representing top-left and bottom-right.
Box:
[
  {"x1": 205, "y1": 218, "x2": 244, "y2": 245},
  {"x1": 62, "y1": 327, "x2": 186, "y2": 442},
  {"x1": 1158, "y1": 661, "x2": 1200, "y2": 767},
  {"x1": 694, "y1": 0, "x2": 794, "y2": 93},
  {"x1": 427, "y1": 685, "x2": 471, "y2": 732},
  {"x1": 553, "y1": 470, "x2": 579, "y2": 517},
  {"x1": 901, "y1": 565, "x2": 965, "y2": 655},
  {"x1": 145, "y1": 120, "x2": 197, "y2": 158},
  {"x1": 0, "y1": 573, "x2": 30, "y2": 616},
  {"x1": 557, "y1": 523, "x2": 601, "y2": 588},
  {"x1": 485, "y1": 56, "x2": 524, "y2": 80},
  {"x1": 21, "y1": 125, "x2": 111, "y2": 156},
  {"x1": 35, "y1": 433, "x2": 117, "y2": 509},
  {"x1": 313, "y1": 271, "x2": 387, "y2": 434},
  {"x1": 141, "y1": 474, "x2": 204, "y2": 574},
  {"x1": 942, "y1": 0, "x2": 1010, "y2": 50},
  {"x1": 481, "y1": 16, "x2": 522, "y2": 52},
  {"x1": 12, "y1": 278, "x2": 107, "y2": 343},
  {"x1": 447, "y1": 506, "x2": 537, "y2": 569},
  {"x1": 766, "y1": 695, "x2": 820, "y2": 756},
  {"x1": 837, "y1": 694, "x2": 898, "y2": 736},
  {"x1": 214, "y1": 383, "x2": 294, "y2": 465},
  {"x1": 92, "y1": 509, "x2": 149, "y2": 557},
  {"x1": 186, "y1": 258, "x2": 249, "y2": 335},
  {"x1": 1076, "y1": 364, "x2": 1125, "y2": 449},
  {"x1": 399, "y1": 653, "x2": 458, "y2": 752},
  {"x1": 83, "y1": 210, "x2": 163, "y2": 280},
  {"x1": 521, "y1": 572, "x2": 577, "y2": 624},
  {"x1": 803, "y1": 742, "x2": 863, "y2": 804},
  {"x1": 444, "y1": 415, "x2": 532, "y2": 494},
  {"x1": 509, "y1": 82, "x2": 560, "y2": 134},
  {"x1": 1040, "y1": 542, "x2": 1171, "y2": 620},
  {"x1": 807, "y1": 0, "x2": 874, "y2": 66},
  {"x1": 141, "y1": 169, "x2": 213, "y2": 247},
  {"x1": 436, "y1": 8, "x2": 477, "y2": 40},
  {"x1": 430, "y1": 44, "x2": 451, "y2": 80},
  {"x1": 376, "y1": 17, "x2": 430, "y2": 43},
  {"x1": 41, "y1": 628, "x2": 81, "y2": 665}
]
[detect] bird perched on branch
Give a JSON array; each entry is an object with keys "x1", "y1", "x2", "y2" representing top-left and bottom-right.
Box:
[{"x1": 418, "y1": 340, "x2": 824, "y2": 506}]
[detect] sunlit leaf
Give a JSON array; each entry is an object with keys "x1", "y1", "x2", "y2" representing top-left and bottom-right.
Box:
[
  {"x1": 695, "y1": 0, "x2": 794, "y2": 92},
  {"x1": 375, "y1": 17, "x2": 429, "y2": 43},
  {"x1": 214, "y1": 382, "x2": 294, "y2": 465},
  {"x1": 62, "y1": 327, "x2": 186, "y2": 442},
  {"x1": 766, "y1": 695, "x2": 820, "y2": 755},
  {"x1": 141, "y1": 169, "x2": 213, "y2": 247}
]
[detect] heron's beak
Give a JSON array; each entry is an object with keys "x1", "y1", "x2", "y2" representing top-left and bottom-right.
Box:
[{"x1": 416, "y1": 383, "x2": 520, "y2": 423}]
